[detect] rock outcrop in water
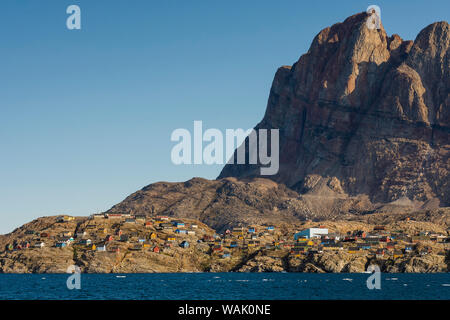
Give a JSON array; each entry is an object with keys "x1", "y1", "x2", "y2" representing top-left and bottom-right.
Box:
[{"x1": 219, "y1": 12, "x2": 449, "y2": 207}]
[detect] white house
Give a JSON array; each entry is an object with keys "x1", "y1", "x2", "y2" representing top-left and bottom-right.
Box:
[
  {"x1": 294, "y1": 228, "x2": 328, "y2": 240},
  {"x1": 34, "y1": 242, "x2": 45, "y2": 248},
  {"x1": 96, "y1": 244, "x2": 107, "y2": 251}
]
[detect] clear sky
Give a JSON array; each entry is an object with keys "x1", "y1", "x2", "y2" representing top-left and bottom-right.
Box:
[{"x1": 0, "y1": 0, "x2": 448, "y2": 234}]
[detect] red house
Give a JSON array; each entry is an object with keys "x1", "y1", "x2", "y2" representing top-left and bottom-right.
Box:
[{"x1": 153, "y1": 246, "x2": 160, "y2": 253}]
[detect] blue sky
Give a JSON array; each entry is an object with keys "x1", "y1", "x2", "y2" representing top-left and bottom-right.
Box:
[{"x1": 0, "y1": 0, "x2": 448, "y2": 234}]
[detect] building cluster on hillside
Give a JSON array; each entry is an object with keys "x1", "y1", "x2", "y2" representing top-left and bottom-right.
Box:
[{"x1": 4, "y1": 213, "x2": 450, "y2": 262}]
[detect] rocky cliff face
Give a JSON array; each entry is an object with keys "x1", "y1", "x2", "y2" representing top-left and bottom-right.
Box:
[{"x1": 219, "y1": 13, "x2": 449, "y2": 207}]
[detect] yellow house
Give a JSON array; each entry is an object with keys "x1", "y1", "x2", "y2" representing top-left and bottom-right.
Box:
[
  {"x1": 143, "y1": 243, "x2": 151, "y2": 248},
  {"x1": 91, "y1": 244, "x2": 97, "y2": 251},
  {"x1": 150, "y1": 233, "x2": 157, "y2": 240},
  {"x1": 306, "y1": 240, "x2": 314, "y2": 246},
  {"x1": 98, "y1": 228, "x2": 108, "y2": 234},
  {"x1": 167, "y1": 237, "x2": 176, "y2": 242}
]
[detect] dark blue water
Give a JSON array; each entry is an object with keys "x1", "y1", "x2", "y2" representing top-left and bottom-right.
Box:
[{"x1": 0, "y1": 273, "x2": 449, "y2": 300}]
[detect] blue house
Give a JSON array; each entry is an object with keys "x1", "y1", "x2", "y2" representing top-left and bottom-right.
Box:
[
  {"x1": 175, "y1": 229, "x2": 187, "y2": 234},
  {"x1": 248, "y1": 228, "x2": 256, "y2": 233},
  {"x1": 229, "y1": 241, "x2": 238, "y2": 248},
  {"x1": 267, "y1": 226, "x2": 275, "y2": 231},
  {"x1": 221, "y1": 253, "x2": 231, "y2": 258},
  {"x1": 180, "y1": 241, "x2": 189, "y2": 248},
  {"x1": 173, "y1": 221, "x2": 185, "y2": 227},
  {"x1": 55, "y1": 242, "x2": 66, "y2": 248}
]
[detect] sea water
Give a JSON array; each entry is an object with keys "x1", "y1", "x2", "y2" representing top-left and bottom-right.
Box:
[{"x1": 0, "y1": 273, "x2": 448, "y2": 300}]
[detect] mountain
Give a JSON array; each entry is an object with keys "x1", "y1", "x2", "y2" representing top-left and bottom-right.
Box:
[{"x1": 219, "y1": 12, "x2": 449, "y2": 207}]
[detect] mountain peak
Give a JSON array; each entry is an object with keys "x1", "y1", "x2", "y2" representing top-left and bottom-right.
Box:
[{"x1": 219, "y1": 13, "x2": 449, "y2": 207}]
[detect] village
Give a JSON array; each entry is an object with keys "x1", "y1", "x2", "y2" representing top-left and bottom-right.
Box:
[{"x1": 3, "y1": 212, "x2": 450, "y2": 272}]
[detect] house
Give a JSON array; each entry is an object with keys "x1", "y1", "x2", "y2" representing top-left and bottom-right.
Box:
[
  {"x1": 156, "y1": 216, "x2": 169, "y2": 221},
  {"x1": 98, "y1": 228, "x2": 108, "y2": 234},
  {"x1": 386, "y1": 242, "x2": 396, "y2": 250},
  {"x1": 354, "y1": 230, "x2": 367, "y2": 238},
  {"x1": 232, "y1": 227, "x2": 245, "y2": 236},
  {"x1": 404, "y1": 245, "x2": 414, "y2": 253},
  {"x1": 90, "y1": 244, "x2": 97, "y2": 251},
  {"x1": 150, "y1": 233, "x2": 157, "y2": 240},
  {"x1": 55, "y1": 242, "x2": 67, "y2": 248},
  {"x1": 60, "y1": 231, "x2": 72, "y2": 237},
  {"x1": 229, "y1": 241, "x2": 238, "y2": 248},
  {"x1": 322, "y1": 243, "x2": 343, "y2": 250},
  {"x1": 247, "y1": 241, "x2": 256, "y2": 247},
  {"x1": 57, "y1": 215, "x2": 74, "y2": 223},
  {"x1": 180, "y1": 241, "x2": 190, "y2": 248},
  {"x1": 294, "y1": 228, "x2": 328, "y2": 240},
  {"x1": 96, "y1": 244, "x2": 107, "y2": 252},
  {"x1": 153, "y1": 246, "x2": 160, "y2": 253},
  {"x1": 91, "y1": 213, "x2": 106, "y2": 219},
  {"x1": 135, "y1": 214, "x2": 146, "y2": 221},
  {"x1": 376, "y1": 249, "x2": 385, "y2": 259},
  {"x1": 393, "y1": 250, "x2": 403, "y2": 258},
  {"x1": 187, "y1": 230, "x2": 196, "y2": 236},
  {"x1": 60, "y1": 236, "x2": 74, "y2": 244},
  {"x1": 203, "y1": 235, "x2": 214, "y2": 242},
  {"x1": 248, "y1": 228, "x2": 256, "y2": 233},
  {"x1": 175, "y1": 229, "x2": 187, "y2": 234},
  {"x1": 191, "y1": 224, "x2": 198, "y2": 229},
  {"x1": 120, "y1": 235, "x2": 129, "y2": 242},
  {"x1": 358, "y1": 244, "x2": 372, "y2": 250},
  {"x1": 144, "y1": 222, "x2": 152, "y2": 228},
  {"x1": 125, "y1": 218, "x2": 136, "y2": 224},
  {"x1": 159, "y1": 223, "x2": 173, "y2": 230},
  {"x1": 79, "y1": 239, "x2": 92, "y2": 245},
  {"x1": 172, "y1": 221, "x2": 185, "y2": 227},
  {"x1": 164, "y1": 242, "x2": 172, "y2": 248},
  {"x1": 166, "y1": 237, "x2": 176, "y2": 242},
  {"x1": 267, "y1": 226, "x2": 275, "y2": 231},
  {"x1": 347, "y1": 247, "x2": 360, "y2": 254},
  {"x1": 25, "y1": 230, "x2": 35, "y2": 235},
  {"x1": 105, "y1": 213, "x2": 126, "y2": 219},
  {"x1": 221, "y1": 253, "x2": 231, "y2": 259},
  {"x1": 138, "y1": 238, "x2": 146, "y2": 243}
]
